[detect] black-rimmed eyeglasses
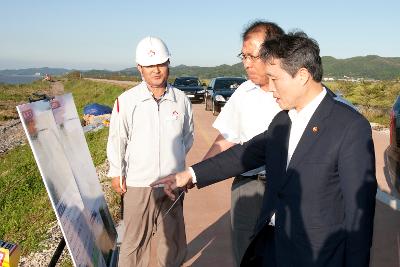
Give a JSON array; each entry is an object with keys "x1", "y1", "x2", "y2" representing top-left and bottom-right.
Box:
[{"x1": 237, "y1": 52, "x2": 261, "y2": 61}]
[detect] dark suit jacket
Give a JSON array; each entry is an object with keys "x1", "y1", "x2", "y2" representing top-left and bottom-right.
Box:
[{"x1": 192, "y1": 93, "x2": 377, "y2": 267}]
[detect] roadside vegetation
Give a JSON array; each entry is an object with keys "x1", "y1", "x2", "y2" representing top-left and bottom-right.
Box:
[
  {"x1": 0, "y1": 80, "x2": 52, "y2": 122},
  {"x1": 325, "y1": 80, "x2": 400, "y2": 126},
  {"x1": 0, "y1": 127, "x2": 110, "y2": 255},
  {"x1": 63, "y1": 78, "x2": 125, "y2": 116}
]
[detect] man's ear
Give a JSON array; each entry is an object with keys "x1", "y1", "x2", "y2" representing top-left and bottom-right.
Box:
[
  {"x1": 297, "y1": 67, "x2": 310, "y2": 86},
  {"x1": 137, "y1": 64, "x2": 143, "y2": 76}
]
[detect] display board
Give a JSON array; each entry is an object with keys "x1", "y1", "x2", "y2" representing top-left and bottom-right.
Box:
[{"x1": 16, "y1": 93, "x2": 117, "y2": 267}]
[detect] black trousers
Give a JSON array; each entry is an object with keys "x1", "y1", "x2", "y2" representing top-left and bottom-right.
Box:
[{"x1": 240, "y1": 225, "x2": 276, "y2": 267}]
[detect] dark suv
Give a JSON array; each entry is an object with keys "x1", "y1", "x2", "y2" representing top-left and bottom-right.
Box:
[
  {"x1": 205, "y1": 77, "x2": 246, "y2": 115},
  {"x1": 173, "y1": 76, "x2": 205, "y2": 102},
  {"x1": 386, "y1": 95, "x2": 400, "y2": 194}
]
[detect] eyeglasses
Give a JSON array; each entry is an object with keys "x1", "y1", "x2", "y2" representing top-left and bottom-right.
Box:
[{"x1": 237, "y1": 52, "x2": 261, "y2": 61}]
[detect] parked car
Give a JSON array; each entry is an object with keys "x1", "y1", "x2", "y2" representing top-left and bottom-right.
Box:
[
  {"x1": 386, "y1": 95, "x2": 400, "y2": 194},
  {"x1": 173, "y1": 76, "x2": 205, "y2": 102},
  {"x1": 205, "y1": 77, "x2": 246, "y2": 115}
]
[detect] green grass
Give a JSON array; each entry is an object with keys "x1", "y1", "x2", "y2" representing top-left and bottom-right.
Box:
[
  {"x1": 86, "y1": 128, "x2": 110, "y2": 165},
  {"x1": 63, "y1": 79, "x2": 125, "y2": 117},
  {"x1": 0, "y1": 80, "x2": 52, "y2": 102},
  {"x1": 0, "y1": 80, "x2": 52, "y2": 121},
  {"x1": 325, "y1": 80, "x2": 400, "y2": 127},
  {"x1": 0, "y1": 144, "x2": 55, "y2": 254},
  {"x1": 0, "y1": 127, "x2": 110, "y2": 255},
  {"x1": 0, "y1": 77, "x2": 122, "y2": 257}
]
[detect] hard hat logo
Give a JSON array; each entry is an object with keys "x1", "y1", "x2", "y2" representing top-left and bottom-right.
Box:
[{"x1": 136, "y1": 36, "x2": 170, "y2": 66}]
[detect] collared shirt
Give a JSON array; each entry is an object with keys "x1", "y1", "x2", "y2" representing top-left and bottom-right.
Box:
[
  {"x1": 150, "y1": 89, "x2": 167, "y2": 104},
  {"x1": 287, "y1": 88, "x2": 327, "y2": 168},
  {"x1": 213, "y1": 80, "x2": 281, "y2": 176},
  {"x1": 107, "y1": 81, "x2": 194, "y2": 187}
]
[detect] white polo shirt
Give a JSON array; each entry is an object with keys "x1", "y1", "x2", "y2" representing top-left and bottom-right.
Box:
[{"x1": 212, "y1": 80, "x2": 282, "y2": 176}]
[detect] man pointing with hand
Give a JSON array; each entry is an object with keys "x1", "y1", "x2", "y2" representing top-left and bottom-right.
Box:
[{"x1": 152, "y1": 32, "x2": 376, "y2": 267}]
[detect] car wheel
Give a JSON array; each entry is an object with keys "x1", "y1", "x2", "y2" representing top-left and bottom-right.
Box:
[{"x1": 212, "y1": 101, "x2": 219, "y2": 116}]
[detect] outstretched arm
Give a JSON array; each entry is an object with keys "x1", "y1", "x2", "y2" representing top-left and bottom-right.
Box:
[
  {"x1": 151, "y1": 168, "x2": 193, "y2": 200},
  {"x1": 151, "y1": 130, "x2": 268, "y2": 198}
]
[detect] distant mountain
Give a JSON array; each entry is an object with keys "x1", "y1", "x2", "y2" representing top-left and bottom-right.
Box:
[
  {"x1": 2, "y1": 56, "x2": 400, "y2": 80},
  {"x1": 119, "y1": 56, "x2": 400, "y2": 80},
  {"x1": 322, "y1": 55, "x2": 400, "y2": 80},
  {"x1": 169, "y1": 63, "x2": 245, "y2": 78},
  {"x1": 0, "y1": 67, "x2": 70, "y2": 76},
  {"x1": 116, "y1": 63, "x2": 246, "y2": 79}
]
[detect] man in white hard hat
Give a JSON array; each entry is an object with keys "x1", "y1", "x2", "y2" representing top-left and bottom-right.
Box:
[{"x1": 107, "y1": 36, "x2": 194, "y2": 267}]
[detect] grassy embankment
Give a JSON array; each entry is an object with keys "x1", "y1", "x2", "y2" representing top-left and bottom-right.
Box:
[
  {"x1": 0, "y1": 80, "x2": 52, "y2": 122},
  {"x1": 325, "y1": 80, "x2": 400, "y2": 126},
  {"x1": 0, "y1": 79, "x2": 124, "y2": 256}
]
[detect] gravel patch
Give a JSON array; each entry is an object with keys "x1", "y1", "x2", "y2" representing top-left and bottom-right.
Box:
[
  {"x1": 0, "y1": 119, "x2": 26, "y2": 155},
  {"x1": 19, "y1": 222, "x2": 70, "y2": 266}
]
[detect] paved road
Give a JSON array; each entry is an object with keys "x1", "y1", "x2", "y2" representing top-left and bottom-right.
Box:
[{"x1": 148, "y1": 103, "x2": 399, "y2": 266}]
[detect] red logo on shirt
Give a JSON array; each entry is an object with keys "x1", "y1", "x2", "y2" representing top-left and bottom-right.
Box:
[{"x1": 172, "y1": 111, "x2": 179, "y2": 120}]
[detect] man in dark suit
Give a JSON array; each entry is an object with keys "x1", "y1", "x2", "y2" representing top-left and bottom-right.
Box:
[{"x1": 152, "y1": 31, "x2": 377, "y2": 267}]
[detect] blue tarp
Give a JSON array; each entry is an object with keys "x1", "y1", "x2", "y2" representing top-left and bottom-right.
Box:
[{"x1": 83, "y1": 103, "x2": 112, "y2": 116}]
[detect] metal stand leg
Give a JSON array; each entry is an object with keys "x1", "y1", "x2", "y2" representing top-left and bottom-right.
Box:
[{"x1": 48, "y1": 237, "x2": 66, "y2": 267}]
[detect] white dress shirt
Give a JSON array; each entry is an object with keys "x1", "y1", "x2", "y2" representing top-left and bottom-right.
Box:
[
  {"x1": 213, "y1": 80, "x2": 281, "y2": 176},
  {"x1": 270, "y1": 88, "x2": 327, "y2": 225},
  {"x1": 287, "y1": 88, "x2": 327, "y2": 168}
]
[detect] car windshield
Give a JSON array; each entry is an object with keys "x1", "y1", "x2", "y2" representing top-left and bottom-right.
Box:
[
  {"x1": 214, "y1": 79, "x2": 245, "y2": 90},
  {"x1": 174, "y1": 78, "x2": 200, "y2": 87}
]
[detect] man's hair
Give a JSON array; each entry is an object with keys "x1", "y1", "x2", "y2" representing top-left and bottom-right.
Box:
[
  {"x1": 242, "y1": 20, "x2": 284, "y2": 41},
  {"x1": 260, "y1": 31, "x2": 323, "y2": 82}
]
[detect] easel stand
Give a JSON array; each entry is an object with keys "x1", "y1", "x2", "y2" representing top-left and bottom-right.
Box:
[{"x1": 48, "y1": 237, "x2": 66, "y2": 267}]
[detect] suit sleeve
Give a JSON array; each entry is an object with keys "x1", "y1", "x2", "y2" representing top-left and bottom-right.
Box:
[
  {"x1": 193, "y1": 130, "x2": 267, "y2": 188},
  {"x1": 338, "y1": 117, "x2": 377, "y2": 266}
]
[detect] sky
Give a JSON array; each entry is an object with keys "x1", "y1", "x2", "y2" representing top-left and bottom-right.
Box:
[{"x1": 1, "y1": 0, "x2": 399, "y2": 71}]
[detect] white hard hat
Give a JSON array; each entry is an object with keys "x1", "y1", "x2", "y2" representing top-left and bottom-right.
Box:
[{"x1": 135, "y1": 36, "x2": 171, "y2": 66}]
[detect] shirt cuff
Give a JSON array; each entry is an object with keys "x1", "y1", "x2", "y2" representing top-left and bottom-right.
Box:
[
  {"x1": 269, "y1": 213, "x2": 276, "y2": 226},
  {"x1": 188, "y1": 167, "x2": 197, "y2": 184}
]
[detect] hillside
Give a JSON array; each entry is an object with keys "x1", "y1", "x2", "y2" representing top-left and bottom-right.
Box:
[
  {"x1": 2, "y1": 55, "x2": 400, "y2": 80},
  {"x1": 90, "y1": 55, "x2": 400, "y2": 80},
  {"x1": 322, "y1": 55, "x2": 400, "y2": 80},
  {"x1": 0, "y1": 67, "x2": 70, "y2": 76}
]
